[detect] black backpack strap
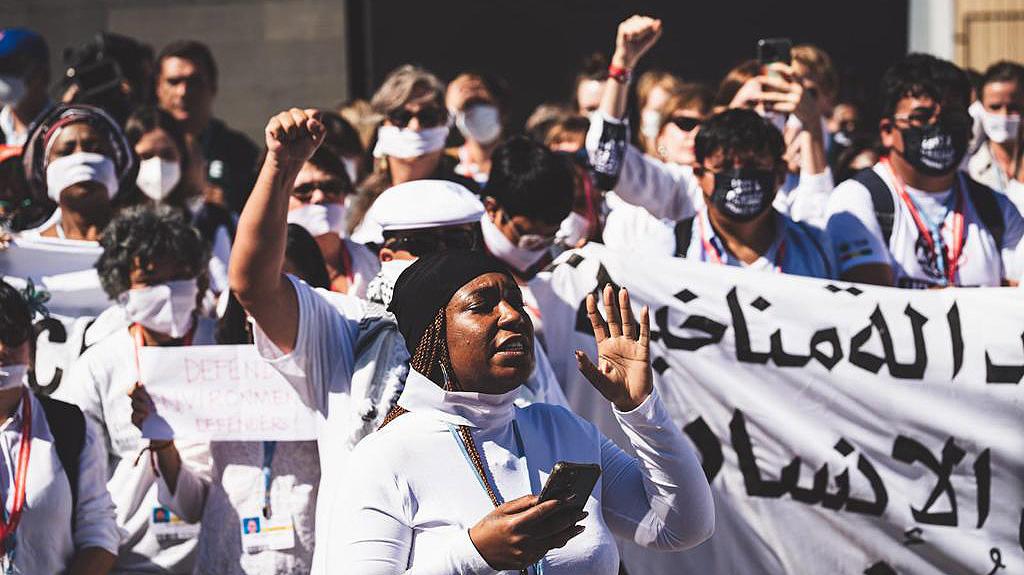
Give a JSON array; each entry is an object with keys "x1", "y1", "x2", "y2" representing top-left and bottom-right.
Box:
[
  {"x1": 37, "y1": 395, "x2": 86, "y2": 527},
  {"x1": 673, "y1": 217, "x2": 696, "y2": 257},
  {"x1": 964, "y1": 177, "x2": 1005, "y2": 251},
  {"x1": 852, "y1": 168, "x2": 896, "y2": 246},
  {"x1": 192, "y1": 202, "x2": 237, "y2": 246}
]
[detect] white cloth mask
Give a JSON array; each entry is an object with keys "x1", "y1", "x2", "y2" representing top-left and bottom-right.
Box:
[
  {"x1": 555, "y1": 211, "x2": 590, "y2": 249},
  {"x1": 0, "y1": 364, "x2": 28, "y2": 390},
  {"x1": 119, "y1": 279, "x2": 199, "y2": 339},
  {"x1": 373, "y1": 126, "x2": 449, "y2": 159},
  {"x1": 481, "y1": 214, "x2": 548, "y2": 273},
  {"x1": 641, "y1": 109, "x2": 663, "y2": 141},
  {"x1": 287, "y1": 203, "x2": 346, "y2": 238},
  {"x1": 980, "y1": 109, "x2": 1021, "y2": 144},
  {"x1": 136, "y1": 157, "x2": 182, "y2": 201},
  {"x1": 456, "y1": 104, "x2": 502, "y2": 145},
  {"x1": 45, "y1": 152, "x2": 119, "y2": 203},
  {"x1": 0, "y1": 75, "x2": 26, "y2": 107},
  {"x1": 366, "y1": 258, "x2": 415, "y2": 307}
]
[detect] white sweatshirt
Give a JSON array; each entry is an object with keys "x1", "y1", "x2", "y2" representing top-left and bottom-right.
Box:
[{"x1": 329, "y1": 369, "x2": 714, "y2": 574}]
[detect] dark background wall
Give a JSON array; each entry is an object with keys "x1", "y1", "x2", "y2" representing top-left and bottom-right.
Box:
[{"x1": 352, "y1": 0, "x2": 909, "y2": 127}]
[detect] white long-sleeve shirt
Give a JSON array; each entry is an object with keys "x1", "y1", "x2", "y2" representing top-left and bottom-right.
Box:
[
  {"x1": 0, "y1": 389, "x2": 120, "y2": 574},
  {"x1": 56, "y1": 320, "x2": 217, "y2": 574},
  {"x1": 330, "y1": 369, "x2": 714, "y2": 574}
]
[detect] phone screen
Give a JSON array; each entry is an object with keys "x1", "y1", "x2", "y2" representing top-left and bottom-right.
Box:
[{"x1": 757, "y1": 38, "x2": 793, "y2": 67}]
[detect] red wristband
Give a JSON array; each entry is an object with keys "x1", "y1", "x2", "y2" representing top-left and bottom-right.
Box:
[{"x1": 608, "y1": 65, "x2": 632, "y2": 84}]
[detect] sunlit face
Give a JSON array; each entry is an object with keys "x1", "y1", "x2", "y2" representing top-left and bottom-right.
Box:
[
  {"x1": 982, "y1": 80, "x2": 1023, "y2": 116},
  {"x1": 46, "y1": 122, "x2": 115, "y2": 201},
  {"x1": 656, "y1": 108, "x2": 704, "y2": 166},
  {"x1": 134, "y1": 128, "x2": 181, "y2": 162},
  {"x1": 156, "y1": 57, "x2": 215, "y2": 125},
  {"x1": 288, "y1": 162, "x2": 346, "y2": 211},
  {"x1": 445, "y1": 272, "x2": 535, "y2": 393},
  {"x1": 880, "y1": 94, "x2": 941, "y2": 153},
  {"x1": 576, "y1": 79, "x2": 605, "y2": 115}
]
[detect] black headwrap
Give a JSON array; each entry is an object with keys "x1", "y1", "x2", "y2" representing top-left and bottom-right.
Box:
[{"x1": 388, "y1": 250, "x2": 516, "y2": 354}]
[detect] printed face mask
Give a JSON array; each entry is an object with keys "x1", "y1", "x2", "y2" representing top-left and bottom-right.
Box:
[
  {"x1": 0, "y1": 75, "x2": 26, "y2": 107},
  {"x1": 45, "y1": 152, "x2": 120, "y2": 203},
  {"x1": 481, "y1": 213, "x2": 548, "y2": 273},
  {"x1": 372, "y1": 125, "x2": 449, "y2": 159},
  {"x1": 136, "y1": 157, "x2": 182, "y2": 201},
  {"x1": 119, "y1": 278, "x2": 199, "y2": 338},
  {"x1": 456, "y1": 104, "x2": 502, "y2": 145},
  {"x1": 898, "y1": 115, "x2": 969, "y2": 177},
  {"x1": 287, "y1": 203, "x2": 347, "y2": 238},
  {"x1": 0, "y1": 364, "x2": 28, "y2": 390},
  {"x1": 366, "y1": 258, "x2": 415, "y2": 307},
  {"x1": 980, "y1": 109, "x2": 1021, "y2": 144},
  {"x1": 709, "y1": 168, "x2": 777, "y2": 222}
]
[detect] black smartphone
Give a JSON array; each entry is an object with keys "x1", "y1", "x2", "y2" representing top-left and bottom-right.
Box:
[
  {"x1": 538, "y1": 462, "x2": 601, "y2": 511},
  {"x1": 757, "y1": 38, "x2": 792, "y2": 67}
]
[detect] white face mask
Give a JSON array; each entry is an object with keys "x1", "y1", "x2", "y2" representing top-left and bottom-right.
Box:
[
  {"x1": 366, "y1": 258, "x2": 415, "y2": 307},
  {"x1": 45, "y1": 152, "x2": 119, "y2": 203},
  {"x1": 641, "y1": 109, "x2": 663, "y2": 141},
  {"x1": 136, "y1": 157, "x2": 182, "y2": 201},
  {"x1": 980, "y1": 109, "x2": 1021, "y2": 144},
  {"x1": 287, "y1": 203, "x2": 347, "y2": 238},
  {"x1": 555, "y1": 211, "x2": 590, "y2": 249},
  {"x1": 0, "y1": 364, "x2": 28, "y2": 390},
  {"x1": 119, "y1": 279, "x2": 199, "y2": 339},
  {"x1": 373, "y1": 125, "x2": 449, "y2": 159},
  {"x1": 481, "y1": 214, "x2": 548, "y2": 273},
  {"x1": 456, "y1": 104, "x2": 502, "y2": 145},
  {"x1": 0, "y1": 75, "x2": 26, "y2": 107}
]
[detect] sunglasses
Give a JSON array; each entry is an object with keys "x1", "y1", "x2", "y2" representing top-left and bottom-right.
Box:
[
  {"x1": 669, "y1": 116, "x2": 701, "y2": 132},
  {"x1": 291, "y1": 180, "x2": 349, "y2": 202},
  {"x1": 387, "y1": 106, "x2": 446, "y2": 129},
  {"x1": 893, "y1": 107, "x2": 938, "y2": 127},
  {"x1": 384, "y1": 227, "x2": 480, "y2": 255}
]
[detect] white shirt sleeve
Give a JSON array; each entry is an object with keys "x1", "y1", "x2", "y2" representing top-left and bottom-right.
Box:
[
  {"x1": 72, "y1": 418, "x2": 121, "y2": 555},
  {"x1": 252, "y1": 274, "x2": 362, "y2": 413},
  {"x1": 598, "y1": 388, "x2": 714, "y2": 551},
  {"x1": 997, "y1": 193, "x2": 1024, "y2": 283},
  {"x1": 585, "y1": 112, "x2": 700, "y2": 221},
  {"x1": 329, "y1": 441, "x2": 498, "y2": 575},
  {"x1": 775, "y1": 169, "x2": 834, "y2": 227},
  {"x1": 155, "y1": 441, "x2": 212, "y2": 523},
  {"x1": 825, "y1": 178, "x2": 891, "y2": 275}
]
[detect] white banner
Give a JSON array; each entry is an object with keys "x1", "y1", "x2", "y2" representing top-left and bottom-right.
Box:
[
  {"x1": 139, "y1": 345, "x2": 320, "y2": 441},
  {"x1": 532, "y1": 243, "x2": 1024, "y2": 575},
  {"x1": 0, "y1": 235, "x2": 109, "y2": 317}
]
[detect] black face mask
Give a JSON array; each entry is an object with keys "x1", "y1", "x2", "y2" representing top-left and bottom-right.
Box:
[
  {"x1": 710, "y1": 168, "x2": 777, "y2": 222},
  {"x1": 898, "y1": 114, "x2": 970, "y2": 177}
]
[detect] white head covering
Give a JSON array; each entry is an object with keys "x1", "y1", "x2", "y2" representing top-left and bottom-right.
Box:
[{"x1": 352, "y1": 179, "x2": 484, "y2": 244}]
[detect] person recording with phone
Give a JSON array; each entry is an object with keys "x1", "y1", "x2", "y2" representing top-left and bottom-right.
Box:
[{"x1": 329, "y1": 251, "x2": 713, "y2": 573}]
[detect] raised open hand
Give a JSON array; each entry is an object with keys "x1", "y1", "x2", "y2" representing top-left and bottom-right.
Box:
[
  {"x1": 612, "y1": 15, "x2": 663, "y2": 70},
  {"x1": 264, "y1": 108, "x2": 326, "y2": 165},
  {"x1": 576, "y1": 285, "x2": 652, "y2": 412}
]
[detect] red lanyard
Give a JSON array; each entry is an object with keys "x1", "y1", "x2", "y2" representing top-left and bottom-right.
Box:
[
  {"x1": 0, "y1": 390, "x2": 32, "y2": 553},
  {"x1": 698, "y1": 215, "x2": 786, "y2": 272},
  {"x1": 882, "y1": 158, "x2": 965, "y2": 285}
]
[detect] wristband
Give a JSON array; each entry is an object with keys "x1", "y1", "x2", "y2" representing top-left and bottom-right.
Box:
[{"x1": 608, "y1": 65, "x2": 632, "y2": 84}]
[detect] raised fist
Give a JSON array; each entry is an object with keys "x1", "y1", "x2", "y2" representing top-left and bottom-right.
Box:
[
  {"x1": 264, "y1": 108, "x2": 326, "y2": 165},
  {"x1": 613, "y1": 15, "x2": 663, "y2": 70}
]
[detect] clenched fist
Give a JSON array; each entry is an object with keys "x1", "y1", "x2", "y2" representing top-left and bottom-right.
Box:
[
  {"x1": 265, "y1": 108, "x2": 326, "y2": 165},
  {"x1": 612, "y1": 15, "x2": 663, "y2": 70}
]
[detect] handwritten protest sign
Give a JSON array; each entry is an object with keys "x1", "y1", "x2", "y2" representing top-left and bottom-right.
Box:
[{"x1": 139, "y1": 345, "x2": 320, "y2": 441}]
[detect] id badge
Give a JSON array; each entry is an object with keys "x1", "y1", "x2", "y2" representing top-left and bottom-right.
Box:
[
  {"x1": 150, "y1": 506, "x2": 200, "y2": 543},
  {"x1": 239, "y1": 508, "x2": 295, "y2": 554}
]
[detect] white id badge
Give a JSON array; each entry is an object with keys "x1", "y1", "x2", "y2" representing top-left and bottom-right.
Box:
[
  {"x1": 239, "y1": 508, "x2": 295, "y2": 554},
  {"x1": 150, "y1": 506, "x2": 200, "y2": 543}
]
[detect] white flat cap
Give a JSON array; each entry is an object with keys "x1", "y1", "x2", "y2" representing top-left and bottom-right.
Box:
[{"x1": 353, "y1": 179, "x2": 484, "y2": 244}]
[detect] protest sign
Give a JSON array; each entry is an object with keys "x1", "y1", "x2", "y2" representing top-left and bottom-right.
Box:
[
  {"x1": 533, "y1": 244, "x2": 1024, "y2": 575},
  {"x1": 139, "y1": 344, "x2": 320, "y2": 441}
]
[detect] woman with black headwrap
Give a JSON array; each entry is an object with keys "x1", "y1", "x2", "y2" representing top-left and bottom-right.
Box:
[{"x1": 326, "y1": 249, "x2": 714, "y2": 574}]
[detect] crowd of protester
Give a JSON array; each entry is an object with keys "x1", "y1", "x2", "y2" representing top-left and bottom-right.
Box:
[{"x1": 0, "y1": 12, "x2": 1022, "y2": 574}]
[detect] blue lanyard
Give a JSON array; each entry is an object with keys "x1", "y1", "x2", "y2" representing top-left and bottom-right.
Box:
[
  {"x1": 447, "y1": 420, "x2": 544, "y2": 575},
  {"x1": 903, "y1": 186, "x2": 958, "y2": 280},
  {"x1": 261, "y1": 441, "x2": 277, "y2": 519}
]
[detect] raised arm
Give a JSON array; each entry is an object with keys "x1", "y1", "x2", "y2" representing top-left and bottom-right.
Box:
[
  {"x1": 598, "y1": 15, "x2": 662, "y2": 122},
  {"x1": 229, "y1": 108, "x2": 325, "y2": 353}
]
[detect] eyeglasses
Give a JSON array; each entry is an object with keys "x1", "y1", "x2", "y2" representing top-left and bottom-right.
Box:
[
  {"x1": 893, "y1": 107, "x2": 938, "y2": 127},
  {"x1": 383, "y1": 227, "x2": 480, "y2": 255},
  {"x1": 291, "y1": 180, "x2": 350, "y2": 202},
  {"x1": 387, "y1": 106, "x2": 446, "y2": 129},
  {"x1": 668, "y1": 116, "x2": 701, "y2": 132}
]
